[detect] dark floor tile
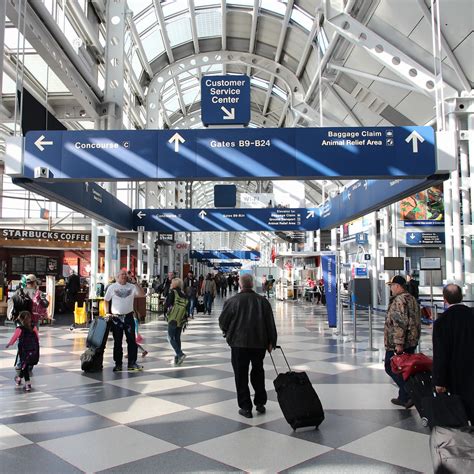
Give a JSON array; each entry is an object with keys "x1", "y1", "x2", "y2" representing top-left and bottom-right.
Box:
[
  {"x1": 150, "y1": 383, "x2": 235, "y2": 407},
  {"x1": 392, "y1": 412, "x2": 431, "y2": 435},
  {"x1": 98, "y1": 448, "x2": 242, "y2": 473},
  {"x1": 157, "y1": 366, "x2": 234, "y2": 383},
  {"x1": 326, "y1": 408, "x2": 413, "y2": 425},
  {"x1": 281, "y1": 448, "x2": 420, "y2": 473},
  {"x1": 0, "y1": 443, "x2": 82, "y2": 473},
  {"x1": 259, "y1": 412, "x2": 386, "y2": 448},
  {"x1": 129, "y1": 409, "x2": 248, "y2": 446}
]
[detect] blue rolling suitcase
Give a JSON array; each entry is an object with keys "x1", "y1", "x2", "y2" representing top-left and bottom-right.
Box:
[
  {"x1": 86, "y1": 317, "x2": 109, "y2": 349},
  {"x1": 81, "y1": 318, "x2": 110, "y2": 372}
]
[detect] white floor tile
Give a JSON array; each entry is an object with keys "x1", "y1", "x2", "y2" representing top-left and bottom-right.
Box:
[
  {"x1": 339, "y1": 426, "x2": 432, "y2": 473},
  {"x1": 30, "y1": 372, "x2": 98, "y2": 390},
  {"x1": 201, "y1": 376, "x2": 275, "y2": 393},
  {"x1": 0, "y1": 392, "x2": 73, "y2": 420},
  {"x1": 197, "y1": 399, "x2": 283, "y2": 426},
  {"x1": 188, "y1": 427, "x2": 331, "y2": 472},
  {"x1": 314, "y1": 384, "x2": 405, "y2": 410},
  {"x1": 293, "y1": 360, "x2": 360, "y2": 375},
  {"x1": 82, "y1": 395, "x2": 189, "y2": 423},
  {"x1": 0, "y1": 424, "x2": 33, "y2": 450},
  {"x1": 39, "y1": 425, "x2": 178, "y2": 472},
  {"x1": 106, "y1": 374, "x2": 195, "y2": 393}
]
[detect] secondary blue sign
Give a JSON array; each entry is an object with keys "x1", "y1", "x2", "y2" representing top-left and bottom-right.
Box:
[
  {"x1": 201, "y1": 75, "x2": 250, "y2": 126},
  {"x1": 190, "y1": 250, "x2": 260, "y2": 261},
  {"x1": 406, "y1": 232, "x2": 445, "y2": 245},
  {"x1": 24, "y1": 126, "x2": 437, "y2": 181},
  {"x1": 133, "y1": 207, "x2": 319, "y2": 232},
  {"x1": 322, "y1": 254, "x2": 337, "y2": 328},
  {"x1": 356, "y1": 232, "x2": 368, "y2": 244}
]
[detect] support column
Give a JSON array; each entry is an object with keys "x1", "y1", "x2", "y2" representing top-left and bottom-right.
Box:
[
  {"x1": 126, "y1": 245, "x2": 131, "y2": 271},
  {"x1": 368, "y1": 211, "x2": 378, "y2": 308},
  {"x1": 466, "y1": 112, "x2": 474, "y2": 298},
  {"x1": 137, "y1": 231, "x2": 143, "y2": 277}
]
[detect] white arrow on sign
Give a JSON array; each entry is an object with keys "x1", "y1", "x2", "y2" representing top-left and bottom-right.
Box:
[
  {"x1": 306, "y1": 210, "x2": 315, "y2": 219},
  {"x1": 168, "y1": 132, "x2": 185, "y2": 152},
  {"x1": 221, "y1": 106, "x2": 235, "y2": 120},
  {"x1": 199, "y1": 210, "x2": 207, "y2": 219},
  {"x1": 405, "y1": 130, "x2": 425, "y2": 153},
  {"x1": 410, "y1": 233, "x2": 416, "y2": 240},
  {"x1": 137, "y1": 211, "x2": 146, "y2": 219},
  {"x1": 34, "y1": 134, "x2": 53, "y2": 151}
]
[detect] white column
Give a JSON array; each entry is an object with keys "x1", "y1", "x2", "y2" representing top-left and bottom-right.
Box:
[
  {"x1": 168, "y1": 246, "x2": 174, "y2": 275},
  {"x1": 126, "y1": 245, "x2": 131, "y2": 271},
  {"x1": 137, "y1": 231, "x2": 143, "y2": 278},
  {"x1": 466, "y1": 112, "x2": 474, "y2": 298},
  {"x1": 368, "y1": 211, "x2": 377, "y2": 307}
]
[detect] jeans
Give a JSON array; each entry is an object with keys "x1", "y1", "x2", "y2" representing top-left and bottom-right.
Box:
[
  {"x1": 203, "y1": 292, "x2": 213, "y2": 314},
  {"x1": 231, "y1": 347, "x2": 267, "y2": 411},
  {"x1": 111, "y1": 313, "x2": 137, "y2": 366},
  {"x1": 384, "y1": 346, "x2": 416, "y2": 403},
  {"x1": 188, "y1": 296, "x2": 196, "y2": 316},
  {"x1": 168, "y1": 321, "x2": 183, "y2": 358}
]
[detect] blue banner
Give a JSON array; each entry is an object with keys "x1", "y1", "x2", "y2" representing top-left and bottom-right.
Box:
[{"x1": 322, "y1": 254, "x2": 337, "y2": 328}]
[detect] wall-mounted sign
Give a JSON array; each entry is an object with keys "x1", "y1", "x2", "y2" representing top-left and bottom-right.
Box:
[
  {"x1": 157, "y1": 232, "x2": 174, "y2": 242},
  {"x1": 1, "y1": 228, "x2": 90, "y2": 242},
  {"x1": 406, "y1": 232, "x2": 445, "y2": 245},
  {"x1": 420, "y1": 257, "x2": 442, "y2": 270}
]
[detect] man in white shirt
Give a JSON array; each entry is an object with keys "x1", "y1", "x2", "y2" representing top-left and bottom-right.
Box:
[{"x1": 105, "y1": 270, "x2": 145, "y2": 372}]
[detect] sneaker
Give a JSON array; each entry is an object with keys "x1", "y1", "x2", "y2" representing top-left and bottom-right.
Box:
[
  {"x1": 14, "y1": 376, "x2": 22, "y2": 386},
  {"x1": 113, "y1": 365, "x2": 123, "y2": 372},
  {"x1": 256, "y1": 405, "x2": 266, "y2": 414},
  {"x1": 128, "y1": 363, "x2": 144, "y2": 371},
  {"x1": 24, "y1": 383, "x2": 31, "y2": 392},
  {"x1": 177, "y1": 354, "x2": 187, "y2": 365},
  {"x1": 142, "y1": 350, "x2": 148, "y2": 357},
  {"x1": 238, "y1": 408, "x2": 253, "y2": 419}
]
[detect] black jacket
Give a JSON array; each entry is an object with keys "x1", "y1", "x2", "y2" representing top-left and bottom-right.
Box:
[
  {"x1": 432, "y1": 304, "x2": 474, "y2": 421},
  {"x1": 219, "y1": 289, "x2": 277, "y2": 349}
]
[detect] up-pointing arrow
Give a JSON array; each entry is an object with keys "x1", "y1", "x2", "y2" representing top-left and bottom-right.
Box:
[
  {"x1": 221, "y1": 106, "x2": 235, "y2": 120},
  {"x1": 199, "y1": 210, "x2": 207, "y2": 219},
  {"x1": 137, "y1": 211, "x2": 146, "y2": 219},
  {"x1": 306, "y1": 210, "x2": 315, "y2": 219},
  {"x1": 168, "y1": 133, "x2": 185, "y2": 152},
  {"x1": 34, "y1": 134, "x2": 54, "y2": 151},
  {"x1": 405, "y1": 130, "x2": 425, "y2": 153}
]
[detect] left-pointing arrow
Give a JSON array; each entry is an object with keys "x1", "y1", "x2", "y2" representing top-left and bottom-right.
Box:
[
  {"x1": 34, "y1": 134, "x2": 53, "y2": 151},
  {"x1": 168, "y1": 133, "x2": 185, "y2": 152},
  {"x1": 137, "y1": 211, "x2": 146, "y2": 219}
]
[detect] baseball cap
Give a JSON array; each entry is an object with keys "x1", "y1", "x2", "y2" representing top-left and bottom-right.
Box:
[
  {"x1": 386, "y1": 275, "x2": 406, "y2": 286},
  {"x1": 26, "y1": 274, "x2": 37, "y2": 283}
]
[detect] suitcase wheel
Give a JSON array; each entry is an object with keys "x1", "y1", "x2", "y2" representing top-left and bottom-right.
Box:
[{"x1": 421, "y1": 417, "x2": 429, "y2": 427}]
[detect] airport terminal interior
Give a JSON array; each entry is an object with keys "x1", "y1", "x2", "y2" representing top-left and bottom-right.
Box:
[{"x1": 0, "y1": 0, "x2": 473, "y2": 472}]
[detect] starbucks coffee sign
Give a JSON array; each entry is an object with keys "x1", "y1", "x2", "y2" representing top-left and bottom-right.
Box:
[{"x1": 2, "y1": 228, "x2": 91, "y2": 242}]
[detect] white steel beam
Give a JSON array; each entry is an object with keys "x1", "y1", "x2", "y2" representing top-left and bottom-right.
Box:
[
  {"x1": 295, "y1": 13, "x2": 320, "y2": 78},
  {"x1": 6, "y1": 0, "x2": 100, "y2": 118},
  {"x1": 325, "y1": 83, "x2": 363, "y2": 126},
  {"x1": 328, "y1": 12, "x2": 458, "y2": 99},
  {"x1": 188, "y1": 0, "x2": 200, "y2": 54},
  {"x1": 126, "y1": 12, "x2": 153, "y2": 78}
]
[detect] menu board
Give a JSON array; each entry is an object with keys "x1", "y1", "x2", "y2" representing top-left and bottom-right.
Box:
[
  {"x1": 36, "y1": 257, "x2": 47, "y2": 274},
  {"x1": 24, "y1": 256, "x2": 36, "y2": 273},
  {"x1": 11, "y1": 256, "x2": 23, "y2": 273}
]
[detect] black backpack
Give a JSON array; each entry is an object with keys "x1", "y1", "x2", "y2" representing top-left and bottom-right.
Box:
[
  {"x1": 19, "y1": 327, "x2": 40, "y2": 367},
  {"x1": 12, "y1": 288, "x2": 33, "y2": 318}
]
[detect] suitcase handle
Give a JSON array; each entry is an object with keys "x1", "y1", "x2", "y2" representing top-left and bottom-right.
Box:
[{"x1": 269, "y1": 345, "x2": 292, "y2": 376}]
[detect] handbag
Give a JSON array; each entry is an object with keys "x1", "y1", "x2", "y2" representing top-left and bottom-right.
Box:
[{"x1": 390, "y1": 352, "x2": 433, "y2": 381}]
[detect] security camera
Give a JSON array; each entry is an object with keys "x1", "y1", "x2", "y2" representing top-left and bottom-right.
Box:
[{"x1": 34, "y1": 167, "x2": 51, "y2": 179}]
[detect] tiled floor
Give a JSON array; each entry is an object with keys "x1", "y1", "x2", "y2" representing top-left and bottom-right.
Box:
[{"x1": 0, "y1": 295, "x2": 435, "y2": 473}]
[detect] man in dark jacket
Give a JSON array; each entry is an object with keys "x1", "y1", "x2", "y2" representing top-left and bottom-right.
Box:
[
  {"x1": 183, "y1": 271, "x2": 198, "y2": 318},
  {"x1": 433, "y1": 284, "x2": 474, "y2": 422},
  {"x1": 219, "y1": 273, "x2": 277, "y2": 419}
]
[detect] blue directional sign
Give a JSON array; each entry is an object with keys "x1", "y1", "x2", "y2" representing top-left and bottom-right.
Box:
[
  {"x1": 355, "y1": 232, "x2": 368, "y2": 244},
  {"x1": 24, "y1": 126, "x2": 438, "y2": 181},
  {"x1": 201, "y1": 75, "x2": 251, "y2": 126},
  {"x1": 190, "y1": 250, "x2": 260, "y2": 260},
  {"x1": 134, "y1": 207, "x2": 319, "y2": 233},
  {"x1": 320, "y1": 177, "x2": 444, "y2": 230},
  {"x1": 406, "y1": 232, "x2": 445, "y2": 245}
]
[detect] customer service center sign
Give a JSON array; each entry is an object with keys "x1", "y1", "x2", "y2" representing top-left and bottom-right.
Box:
[{"x1": 2, "y1": 228, "x2": 91, "y2": 242}]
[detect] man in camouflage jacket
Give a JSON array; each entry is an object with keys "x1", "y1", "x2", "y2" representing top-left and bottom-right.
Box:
[{"x1": 384, "y1": 275, "x2": 421, "y2": 408}]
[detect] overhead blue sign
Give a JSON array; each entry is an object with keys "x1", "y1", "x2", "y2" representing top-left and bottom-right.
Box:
[
  {"x1": 355, "y1": 232, "x2": 368, "y2": 244},
  {"x1": 13, "y1": 178, "x2": 133, "y2": 230},
  {"x1": 133, "y1": 207, "x2": 319, "y2": 233},
  {"x1": 24, "y1": 126, "x2": 438, "y2": 181},
  {"x1": 320, "y1": 177, "x2": 444, "y2": 230},
  {"x1": 190, "y1": 250, "x2": 260, "y2": 261},
  {"x1": 406, "y1": 232, "x2": 445, "y2": 245},
  {"x1": 201, "y1": 75, "x2": 250, "y2": 126}
]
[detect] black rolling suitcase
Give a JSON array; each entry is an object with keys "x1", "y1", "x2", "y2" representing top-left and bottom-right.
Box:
[
  {"x1": 270, "y1": 346, "x2": 325, "y2": 430},
  {"x1": 81, "y1": 318, "x2": 110, "y2": 372},
  {"x1": 405, "y1": 371, "x2": 433, "y2": 426},
  {"x1": 196, "y1": 297, "x2": 205, "y2": 314}
]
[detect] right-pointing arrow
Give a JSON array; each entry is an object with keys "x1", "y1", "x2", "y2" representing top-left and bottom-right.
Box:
[
  {"x1": 221, "y1": 106, "x2": 235, "y2": 120},
  {"x1": 405, "y1": 130, "x2": 425, "y2": 153}
]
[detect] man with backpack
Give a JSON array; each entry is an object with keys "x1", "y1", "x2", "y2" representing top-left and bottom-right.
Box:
[
  {"x1": 164, "y1": 278, "x2": 189, "y2": 365},
  {"x1": 11, "y1": 275, "x2": 50, "y2": 325}
]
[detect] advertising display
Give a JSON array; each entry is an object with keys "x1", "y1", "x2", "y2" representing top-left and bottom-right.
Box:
[
  {"x1": 322, "y1": 254, "x2": 337, "y2": 328},
  {"x1": 400, "y1": 185, "x2": 444, "y2": 226}
]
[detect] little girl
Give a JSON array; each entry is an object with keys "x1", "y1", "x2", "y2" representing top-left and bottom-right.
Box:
[{"x1": 6, "y1": 311, "x2": 40, "y2": 392}]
